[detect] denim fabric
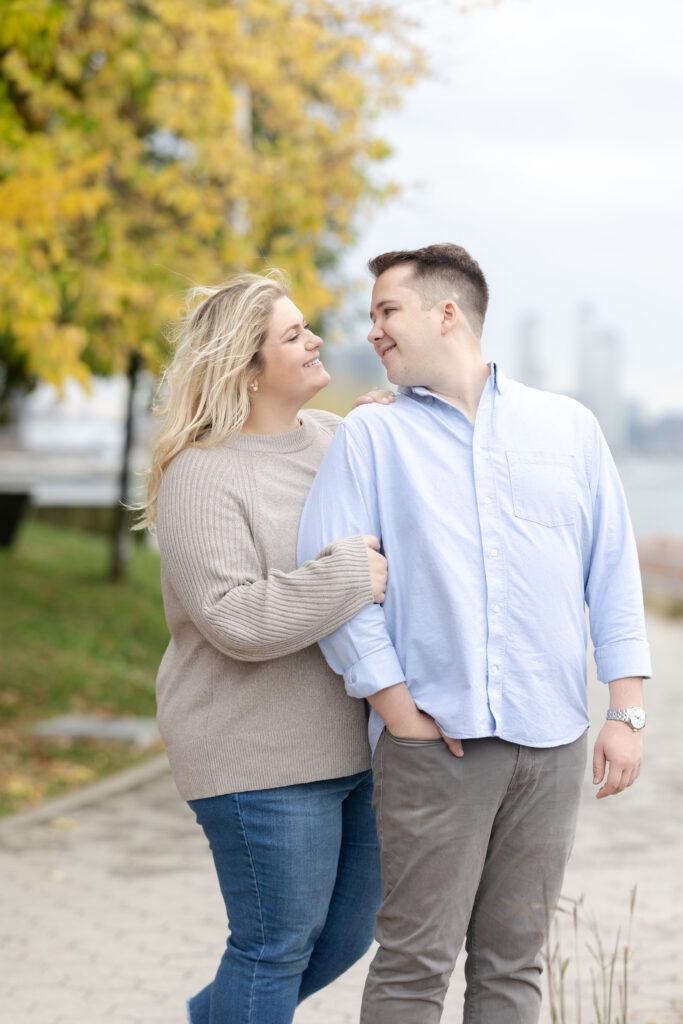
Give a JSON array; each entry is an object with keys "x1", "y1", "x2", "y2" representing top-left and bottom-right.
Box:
[{"x1": 187, "y1": 770, "x2": 380, "y2": 1024}]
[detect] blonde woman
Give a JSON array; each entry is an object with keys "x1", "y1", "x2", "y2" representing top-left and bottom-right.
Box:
[{"x1": 138, "y1": 271, "x2": 391, "y2": 1024}]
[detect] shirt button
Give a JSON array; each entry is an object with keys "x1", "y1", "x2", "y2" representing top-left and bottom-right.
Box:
[
  {"x1": 492, "y1": 604, "x2": 500, "y2": 613},
  {"x1": 490, "y1": 548, "x2": 498, "y2": 557},
  {"x1": 483, "y1": 497, "x2": 491, "y2": 505},
  {"x1": 491, "y1": 665, "x2": 499, "y2": 673}
]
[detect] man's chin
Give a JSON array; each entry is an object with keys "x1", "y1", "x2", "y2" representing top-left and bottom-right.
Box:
[{"x1": 387, "y1": 370, "x2": 412, "y2": 388}]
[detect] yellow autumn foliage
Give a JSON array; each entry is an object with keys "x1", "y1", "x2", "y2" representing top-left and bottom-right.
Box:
[{"x1": 0, "y1": 0, "x2": 425, "y2": 407}]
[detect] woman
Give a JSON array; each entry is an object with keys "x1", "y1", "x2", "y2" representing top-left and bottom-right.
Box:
[{"x1": 136, "y1": 271, "x2": 391, "y2": 1024}]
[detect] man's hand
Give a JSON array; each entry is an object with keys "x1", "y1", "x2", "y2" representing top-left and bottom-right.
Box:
[
  {"x1": 351, "y1": 388, "x2": 395, "y2": 409},
  {"x1": 393, "y1": 708, "x2": 441, "y2": 740},
  {"x1": 393, "y1": 709, "x2": 465, "y2": 758},
  {"x1": 436, "y1": 729, "x2": 465, "y2": 758},
  {"x1": 367, "y1": 682, "x2": 463, "y2": 757},
  {"x1": 592, "y1": 720, "x2": 643, "y2": 799}
]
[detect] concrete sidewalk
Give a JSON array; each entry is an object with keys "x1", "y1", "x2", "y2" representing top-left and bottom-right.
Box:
[{"x1": 1, "y1": 612, "x2": 681, "y2": 1024}]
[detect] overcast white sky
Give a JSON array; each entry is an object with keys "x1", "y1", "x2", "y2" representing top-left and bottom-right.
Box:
[{"x1": 341, "y1": 0, "x2": 683, "y2": 416}]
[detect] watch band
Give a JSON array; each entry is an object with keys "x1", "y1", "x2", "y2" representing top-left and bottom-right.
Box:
[
  {"x1": 606, "y1": 707, "x2": 646, "y2": 730},
  {"x1": 607, "y1": 709, "x2": 630, "y2": 724}
]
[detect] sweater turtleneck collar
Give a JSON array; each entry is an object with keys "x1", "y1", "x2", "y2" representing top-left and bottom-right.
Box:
[{"x1": 225, "y1": 413, "x2": 315, "y2": 454}]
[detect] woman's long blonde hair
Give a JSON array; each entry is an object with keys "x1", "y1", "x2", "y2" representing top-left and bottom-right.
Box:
[{"x1": 135, "y1": 270, "x2": 288, "y2": 530}]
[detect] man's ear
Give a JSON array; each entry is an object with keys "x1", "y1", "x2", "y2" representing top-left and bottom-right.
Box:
[{"x1": 441, "y1": 300, "x2": 458, "y2": 335}]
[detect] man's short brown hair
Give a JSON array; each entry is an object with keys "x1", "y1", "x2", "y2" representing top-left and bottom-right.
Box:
[{"x1": 368, "y1": 243, "x2": 489, "y2": 337}]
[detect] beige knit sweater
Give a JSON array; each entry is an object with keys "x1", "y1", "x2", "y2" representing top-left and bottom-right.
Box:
[{"x1": 155, "y1": 408, "x2": 375, "y2": 799}]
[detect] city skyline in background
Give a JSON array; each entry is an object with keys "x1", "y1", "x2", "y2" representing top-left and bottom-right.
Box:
[
  {"x1": 10, "y1": 295, "x2": 682, "y2": 457},
  {"x1": 2, "y1": 0, "x2": 682, "y2": 535},
  {"x1": 323, "y1": 301, "x2": 683, "y2": 456},
  {"x1": 5, "y1": 316, "x2": 682, "y2": 541},
  {"x1": 339, "y1": 0, "x2": 683, "y2": 417}
]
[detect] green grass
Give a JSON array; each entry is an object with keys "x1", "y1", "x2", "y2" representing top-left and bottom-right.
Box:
[
  {"x1": 644, "y1": 592, "x2": 683, "y2": 620},
  {"x1": 0, "y1": 518, "x2": 169, "y2": 815}
]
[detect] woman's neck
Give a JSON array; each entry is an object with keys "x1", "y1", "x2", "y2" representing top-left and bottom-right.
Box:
[{"x1": 241, "y1": 399, "x2": 302, "y2": 436}]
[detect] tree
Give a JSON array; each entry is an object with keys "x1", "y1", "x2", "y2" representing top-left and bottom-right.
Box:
[
  {"x1": 0, "y1": 0, "x2": 423, "y2": 404},
  {"x1": 0, "y1": 0, "x2": 423, "y2": 572}
]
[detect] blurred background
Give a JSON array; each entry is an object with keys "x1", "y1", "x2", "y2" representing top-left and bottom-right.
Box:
[{"x1": 1, "y1": 0, "x2": 681, "y2": 816}]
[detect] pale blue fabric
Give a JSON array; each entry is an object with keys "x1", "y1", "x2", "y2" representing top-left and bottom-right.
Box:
[{"x1": 298, "y1": 365, "x2": 651, "y2": 753}]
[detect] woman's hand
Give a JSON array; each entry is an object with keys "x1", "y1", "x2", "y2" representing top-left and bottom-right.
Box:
[
  {"x1": 363, "y1": 534, "x2": 388, "y2": 603},
  {"x1": 351, "y1": 388, "x2": 395, "y2": 410}
]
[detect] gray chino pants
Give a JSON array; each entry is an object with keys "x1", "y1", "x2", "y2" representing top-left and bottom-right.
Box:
[{"x1": 361, "y1": 730, "x2": 587, "y2": 1024}]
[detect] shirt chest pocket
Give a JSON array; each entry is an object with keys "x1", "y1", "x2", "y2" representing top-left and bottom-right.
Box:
[{"x1": 506, "y1": 452, "x2": 578, "y2": 528}]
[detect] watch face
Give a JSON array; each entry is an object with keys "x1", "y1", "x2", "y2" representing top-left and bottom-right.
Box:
[{"x1": 629, "y1": 708, "x2": 646, "y2": 730}]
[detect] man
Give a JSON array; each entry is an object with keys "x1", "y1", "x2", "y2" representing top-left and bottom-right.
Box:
[{"x1": 297, "y1": 243, "x2": 651, "y2": 1023}]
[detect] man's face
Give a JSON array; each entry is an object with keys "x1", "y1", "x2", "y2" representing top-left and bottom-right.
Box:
[{"x1": 368, "y1": 265, "x2": 442, "y2": 387}]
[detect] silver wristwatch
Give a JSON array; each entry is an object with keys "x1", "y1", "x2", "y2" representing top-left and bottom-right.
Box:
[{"x1": 606, "y1": 707, "x2": 646, "y2": 731}]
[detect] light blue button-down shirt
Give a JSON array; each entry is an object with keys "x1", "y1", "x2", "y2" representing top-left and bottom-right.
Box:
[{"x1": 297, "y1": 365, "x2": 652, "y2": 753}]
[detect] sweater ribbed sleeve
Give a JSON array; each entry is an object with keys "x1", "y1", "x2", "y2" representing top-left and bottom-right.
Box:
[
  {"x1": 156, "y1": 444, "x2": 375, "y2": 663},
  {"x1": 154, "y1": 412, "x2": 375, "y2": 798}
]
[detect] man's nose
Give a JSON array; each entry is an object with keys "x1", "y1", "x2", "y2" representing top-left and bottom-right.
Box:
[{"x1": 368, "y1": 323, "x2": 383, "y2": 344}]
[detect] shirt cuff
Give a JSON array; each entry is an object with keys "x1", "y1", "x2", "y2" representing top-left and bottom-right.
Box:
[
  {"x1": 343, "y1": 644, "x2": 406, "y2": 698},
  {"x1": 594, "y1": 638, "x2": 652, "y2": 683}
]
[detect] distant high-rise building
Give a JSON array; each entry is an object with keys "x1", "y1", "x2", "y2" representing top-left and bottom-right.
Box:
[
  {"x1": 576, "y1": 305, "x2": 626, "y2": 451},
  {"x1": 517, "y1": 313, "x2": 548, "y2": 391}
]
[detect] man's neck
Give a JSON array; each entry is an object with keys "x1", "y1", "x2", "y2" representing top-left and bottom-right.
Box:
[{"x1": 429, "y1": 359, "x2": 491, "y2": 424}]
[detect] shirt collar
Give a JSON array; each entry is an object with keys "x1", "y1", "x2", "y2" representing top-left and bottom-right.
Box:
[
  {"x1": 490, "y1": 361, "x2": 508, "y2": 394},
  {"x1": 398, "y1": 361, "x2": 508, "y2": 401}
]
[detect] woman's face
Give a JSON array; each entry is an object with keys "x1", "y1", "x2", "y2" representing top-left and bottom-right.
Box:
[{"x1": 254, "y1": 296, "x2": 330, "y2": 404}]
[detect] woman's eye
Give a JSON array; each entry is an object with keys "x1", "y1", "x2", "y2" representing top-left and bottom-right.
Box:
[{"x1": 288, "y1": 323, "x2": 309, "y2": 342}]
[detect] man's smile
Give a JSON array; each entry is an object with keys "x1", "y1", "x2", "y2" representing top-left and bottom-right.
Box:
[{"x1": 378, "y1": 342, "x2": 396, "y2": 360}]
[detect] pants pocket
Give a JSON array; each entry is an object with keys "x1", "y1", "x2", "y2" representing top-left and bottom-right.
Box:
[{"x1": 386, "y1": 731, "x2": 444, "y2": 748}]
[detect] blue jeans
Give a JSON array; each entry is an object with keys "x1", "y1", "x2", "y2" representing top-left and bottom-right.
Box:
[{"x1": 187, "y1": 770, "x2": 381, "y2": 1024}]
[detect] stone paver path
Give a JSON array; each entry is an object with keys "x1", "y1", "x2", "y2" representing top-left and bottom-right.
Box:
[{"x1": 1, "y1": 612, "x2": 681, "y2": 1023}]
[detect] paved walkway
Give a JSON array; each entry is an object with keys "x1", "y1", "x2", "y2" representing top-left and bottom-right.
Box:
[{"x1": 1, "y1": 612, "x2": 681, "y2": 1024}]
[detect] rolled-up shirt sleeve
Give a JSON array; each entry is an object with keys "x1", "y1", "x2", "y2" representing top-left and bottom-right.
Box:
[
  {"x1": 297, "y1": 419, "x2": 406, "y2": 698},
  {"x1": 584, "y1": 416, "x2": 652, "y2": 683}
]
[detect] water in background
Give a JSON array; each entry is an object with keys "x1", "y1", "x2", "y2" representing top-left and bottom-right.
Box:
[
  {"x1": 2, "y1": 378, "x2": 680, "y2": 541},
  {"x1": 618, "y1": 457, "x2": 683, "y2": 540}
]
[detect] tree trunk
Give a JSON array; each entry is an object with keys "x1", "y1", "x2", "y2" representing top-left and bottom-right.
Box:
[{"x1": 110, "y1": 352, "x2": 142, "y2": 581}]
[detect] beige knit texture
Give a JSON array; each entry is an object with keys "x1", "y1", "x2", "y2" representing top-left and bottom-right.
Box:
[{"x1": 155, "y1": 408, "x2": 374, "y2": 798}]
